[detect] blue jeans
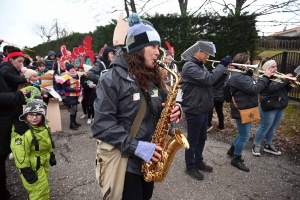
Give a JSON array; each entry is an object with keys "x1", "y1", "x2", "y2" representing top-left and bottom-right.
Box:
[
  {"x1": 233, "y1": 119, "x2": 252, "y2": 156},
  {"x1": 254, "y1": 106, "x2": 284, "y2": 146},
  {"x1": 185, "y1": 113, "x2": 207, "y2": 169}
]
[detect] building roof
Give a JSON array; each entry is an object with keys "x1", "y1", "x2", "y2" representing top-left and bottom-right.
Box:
[{"x1": 269, "y1": 26, "x2": 300, "y2": 36}]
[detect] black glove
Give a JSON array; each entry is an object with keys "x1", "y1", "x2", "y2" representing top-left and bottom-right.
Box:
[
  {"x1": 220, "y1": 56, "x2": 232, "y2": 67},
  {"x1": 14, "y1": 121, "x2": 29, "y2": 136},
  {"x1": 49, "y1": 152, "x2": 57, "y2": 166},
  {"x1": 20, "y1": 168, "x2": 38, "y2": 184}
]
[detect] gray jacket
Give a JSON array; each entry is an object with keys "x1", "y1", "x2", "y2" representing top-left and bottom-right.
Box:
[
  {"x1": 229, "y1": 71, "x2": 269, "y2": 119},
  {"x1": 86, "y1": 58, "x2": 107, "y2": 83},
  {"x1": 91, "y1": 49, "x2": 168, "y2": 175},
  {"x1": 181, "y1": 57, "x2": 226, "y2": 114}
]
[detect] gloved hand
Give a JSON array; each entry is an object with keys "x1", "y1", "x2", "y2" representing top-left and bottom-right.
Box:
[
  {"x1": 220, "y1": 56, "x2": 232, "y2": 67},
  {"x1": 134, "y1": 141, "x2": 156, "y2": 163},
  {"x1": 75, "y1": 87, "x2": 81, "y2": 93},
  {"x1": 14, "y1": 121, "x2": 29, "y2": 136},
  {"x1": 21, "y1": 168, "x2": 38, "y2": 184}
]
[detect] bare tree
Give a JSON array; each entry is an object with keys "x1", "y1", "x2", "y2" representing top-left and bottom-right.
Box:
[
  {"x1": 32, "y1": 21, "x2": 72, "y2": 43},
  {"x1": 208, "y1": 0, "x2": 300, "y2": 17},
  {"x1": 33, "y1": 23, "x2": 56, "y2": 42}
]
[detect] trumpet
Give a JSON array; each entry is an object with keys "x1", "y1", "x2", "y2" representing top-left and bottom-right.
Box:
[
  {"x1": 255, "y1": 70, "x2": 300, "y2": 87},
  {"x1": 207, "y1": 59, "x2": 258, "y2": 69},
  {"x1": 256, "y1": 69, "x2": 297, "y2": 81}
]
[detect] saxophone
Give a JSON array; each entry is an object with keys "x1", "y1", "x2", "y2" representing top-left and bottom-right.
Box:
[{"x1": 141, "y1": 48, "x2": 189, "y2": 182}]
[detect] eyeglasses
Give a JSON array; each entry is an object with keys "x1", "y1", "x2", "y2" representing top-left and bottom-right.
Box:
[{"x1": 27, "y1": 113, "x2": 42, "y2": 118}]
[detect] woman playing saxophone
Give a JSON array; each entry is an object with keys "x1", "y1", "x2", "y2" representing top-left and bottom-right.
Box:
[{"x1": 92, "y1": 13, "x2": 182, "y2": 200}]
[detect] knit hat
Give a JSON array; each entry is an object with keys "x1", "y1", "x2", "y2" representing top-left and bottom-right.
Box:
[
  {"x1": 262, "y1": 60, "x2": 277, "y2": 71},
  {"x1": 166, "y1": 50, "x2": 173, "y2": 57},
  {"x1": 19, "y1": 96, "x2": 47, "y2": 121},
  {"x1": 102, "y1": 47, "x2": 116, "y2": 61},
  {"x1": 22, "y1": 67, "x2": 38, "y2": 79},
  {"x1": 66, "y1": 64, "x2": 75, "y2": 71},
  {"x1": 126, "y1": 13, "x2": 161, "y2": 54}
]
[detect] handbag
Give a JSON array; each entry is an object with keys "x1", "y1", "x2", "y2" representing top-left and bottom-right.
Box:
[
  {"x1": 95, "y1": 95, "x2": 147, "y2": 200},
  {"x1": 260, "y1": 97, "x2": 282, "y2": 111},
  {"x1": 232, "y1": 94, "x2": 261, "y2": 124}
]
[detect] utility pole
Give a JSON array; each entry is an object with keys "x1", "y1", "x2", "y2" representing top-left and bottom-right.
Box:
[{"x1": 54, "y1": 19, "x2": 60, "y2": 53}]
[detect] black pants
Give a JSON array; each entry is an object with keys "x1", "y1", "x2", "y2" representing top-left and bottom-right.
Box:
[
  {"x1": 122, "y1": 172, "x2": 154, "y2": 200},
  {"x1": 0, "y1": 154, "x2": 11, "y2": 200},
  {"x1": 81, "y1": 98, "x2": 87, "y2": 115},
  {"x1": 87, "y1": 105, "x2": 94, "y2": 118},
  {"x1": 208, "y1": 100, "x2": 224, "y2": 129}
]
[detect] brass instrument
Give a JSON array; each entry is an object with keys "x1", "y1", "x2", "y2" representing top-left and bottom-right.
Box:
[
  {"x1": 207, "y1": 59, "x2": 258, "y2": 69},
  {"x1": 255, "y1": 69, "x2": 300, "y2": 88},
  {"x1": 141, "y1": 48, "x2": 189, "y2": 182}
]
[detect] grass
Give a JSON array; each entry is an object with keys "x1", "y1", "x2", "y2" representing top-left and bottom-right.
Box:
[{"x1": 256, "y1": 49, "x2": 285, "y2": 58}]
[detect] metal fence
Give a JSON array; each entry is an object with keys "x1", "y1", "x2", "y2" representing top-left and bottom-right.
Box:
[{"x1": 269, "y1": 51, "x2": 300, "y2": 101}]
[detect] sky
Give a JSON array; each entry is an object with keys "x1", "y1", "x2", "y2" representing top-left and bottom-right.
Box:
[{"x1": 1, "y1": 0, "x2": 299, "y2": 52}]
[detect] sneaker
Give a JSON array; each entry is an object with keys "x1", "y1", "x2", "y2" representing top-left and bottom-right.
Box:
[
  {"x1": 185, "y1": 167, "x2": 204, "y2": 180},
  {"x1": 196, "y1": 162, "x2": 213, "y2": 172},
  {"x1": 80, "y1": 114, "x2": 87, "y2": 119},
  {"x1": 87, "y1": 119, "x2": 92, "y2": 125},
  {"x1": 9, "y1": 153, "x2": 14, "y2": 160},
  {"x1": 252, "y1": 145, "x2": 261, "y2": 156},
  {"x1": 264, "y1": 144, "x2": 281, "y2": 155},
  {"x1": 207, "y1": 126, "x2": 213, "y2": 132},
  {"x1": 231, "y1": 157, "x2": 250, "y2": 172}
]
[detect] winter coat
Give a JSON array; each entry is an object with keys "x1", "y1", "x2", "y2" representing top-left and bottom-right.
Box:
[
  {"x1": 0, "y1": 61, "x2": 27, "y2": 123},
  {"x1": 62, "y1": 74, "x2": 80, "y2": 105},
  {"x1": 181, "y1": 56, "x2": 226, "y2": 114},
  {"x1": 80, "y1": 73, "x2": 97, "y2": 106},
  {"x1": 10, "y1": 123, "x2": 53, "y2": 199},
  {"x1": 229, "y1": 71, "x2": 269, "y2": 119},
  {"x1": 212, "y1": 73, "x2": 229, "y2": 102},
  {"x1": 260, "y1": 79, "x2": 293, "y2": 109},
  {"x1": 91, "y1": 49, "x2": 168, "y2": 175},
  {"x1": 86, "y1": 57, "x2": 109, "y2": 83},
  {"x1": 0, "y1": 62, "x2": 27, "y2": 92},
  {"x1": 0, "y1": 71, "x2": 26, "y2": 156},
  {"x1": 44, "y1": 51, "x2": 58, "y2": 74}
]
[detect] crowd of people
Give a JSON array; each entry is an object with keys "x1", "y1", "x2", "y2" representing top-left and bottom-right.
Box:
[{"x1": 0, "y1": 12, "x2": 296, "y2": 200}]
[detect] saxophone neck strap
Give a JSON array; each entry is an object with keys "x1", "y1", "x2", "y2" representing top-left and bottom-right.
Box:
[{"x1": 129, "y1": 94, "x2": 147, "y2": 138}]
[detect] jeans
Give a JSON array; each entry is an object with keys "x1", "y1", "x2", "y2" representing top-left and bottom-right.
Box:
[
  {"x1": 254, "y1": 106, "x2": 284, "y2": 146},
  {"x1": 208, "y1": 100, "x2": 224, "y2": 128},
  {"x1": 185, "y1": 113, "x2": 207, "y2": 169},
  {"x1": 233, "y1": 119, "x2": 252, "y2": 156}
]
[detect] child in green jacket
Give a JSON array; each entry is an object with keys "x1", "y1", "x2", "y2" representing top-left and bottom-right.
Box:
[{"x1": 10, "y1": 96, "x2": 56, "y2": 200}]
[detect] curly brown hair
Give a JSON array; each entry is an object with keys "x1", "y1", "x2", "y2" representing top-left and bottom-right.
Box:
[
  {"x1": 125, "y1": 49, "x2": 164, "y2": 91},
  {"x1": 232, "y1": 53, "x2": 250, "y2": 64}
]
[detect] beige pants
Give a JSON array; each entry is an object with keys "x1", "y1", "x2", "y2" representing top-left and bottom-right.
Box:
[{"x1": 96, "y1": 140, "x2": 128, "y2": 200}]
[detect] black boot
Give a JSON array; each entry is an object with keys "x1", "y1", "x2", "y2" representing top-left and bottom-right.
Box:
[
  {"x1": 73, "y1": 113, "x2": 81, "y2": 126},
  {"x1": 227, "y1": 144, "x2": 235, "y2": 157},
  {"x1": 231, "y1": 155, "x2": 249, "y2": 172},
  {"x1": 70, "y1": 115, "x2": 78, "y2": 130},
  {"x1": 227, "y1": 144, "x2": 244, "y2": 162}
]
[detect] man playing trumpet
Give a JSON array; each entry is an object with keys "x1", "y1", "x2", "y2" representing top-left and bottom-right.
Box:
[{"x1": 181, "y1": 40, "x2": 232, "y2": 180}]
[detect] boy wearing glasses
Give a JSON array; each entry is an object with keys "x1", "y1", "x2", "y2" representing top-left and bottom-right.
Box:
[{"x1": 10, "y1": 96, "x2": 56, "y2": 199}]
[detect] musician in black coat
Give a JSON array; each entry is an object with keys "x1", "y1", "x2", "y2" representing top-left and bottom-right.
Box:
[{"x1": 227, "y1": 53, "x2": 274, "y2": 172}]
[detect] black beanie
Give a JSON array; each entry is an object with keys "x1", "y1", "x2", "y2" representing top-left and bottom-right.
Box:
[{"x1": 66, "y1": 64, "x2": 75, "y2": 71}]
